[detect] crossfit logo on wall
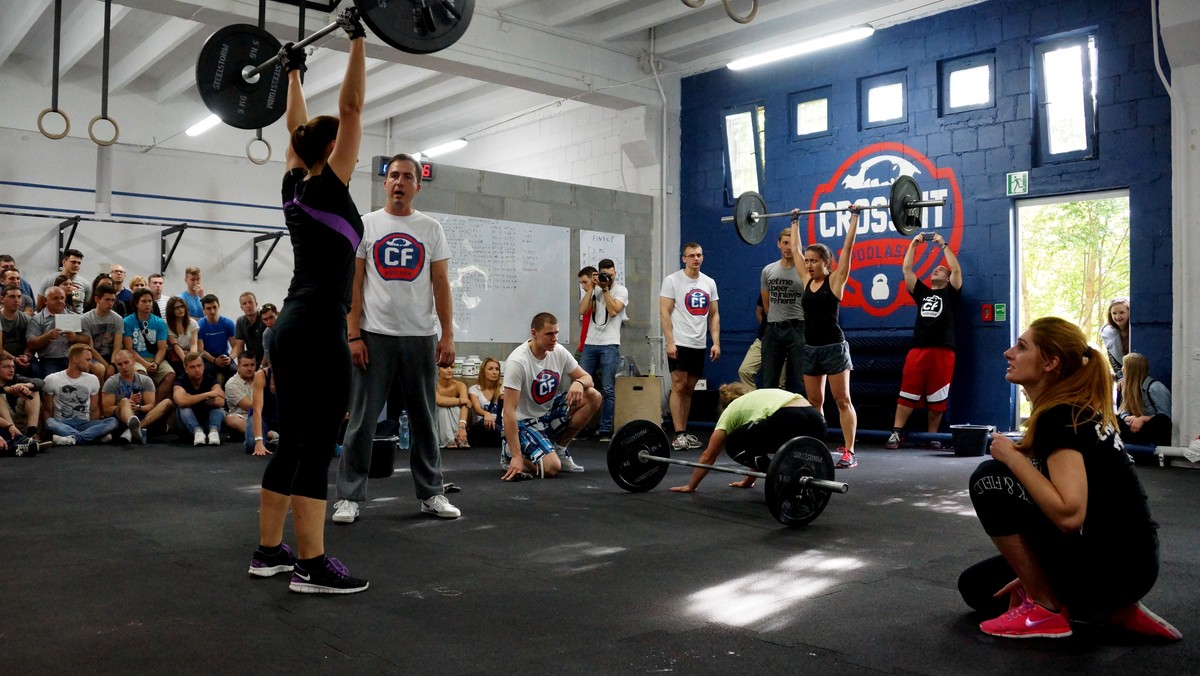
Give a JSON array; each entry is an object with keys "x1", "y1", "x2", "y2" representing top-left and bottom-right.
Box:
[
  {"x1": 801, "y1": 142, "x2": 962, "y2": 317},
  {"x1": 531, "y1": 369, "x2": 560, "y2": 405},
  {"x1": 684, "y1": 288, "x2": 711, "y2": 316},
  {"x1": 373, "y1": 232, "x2": 427, "y2": 281}
]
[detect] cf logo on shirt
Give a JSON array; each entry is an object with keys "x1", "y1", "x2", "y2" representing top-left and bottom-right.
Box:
[
  {"x1": 919, "y1": 295, "x2": 943, "y2": 318},
  {"x1": 685, "y1": 289, "x2": 710, "y2": 316},
  {"x1": 531, "y1": 369, "x2": 560, "y2": 405},
  {"x1": 373, "y1": 232, "x2": 426, "y2": 281}
]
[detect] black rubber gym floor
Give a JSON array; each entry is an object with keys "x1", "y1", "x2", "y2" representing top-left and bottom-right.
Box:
[{"x1": 3, "y1": 436, "x2": 1196, "y2": 674}]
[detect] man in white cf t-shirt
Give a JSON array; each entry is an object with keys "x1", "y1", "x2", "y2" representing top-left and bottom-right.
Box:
[
  {"x1": 334, "y1": 153, "x2": 460, "y2": 523},
  {"x1": 659, "y1": 242, "x2": 720, "y2": 452}
]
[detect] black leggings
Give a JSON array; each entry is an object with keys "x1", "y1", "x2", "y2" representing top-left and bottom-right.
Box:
[
  {"x1": 260, "y1": 302, "x2": 351, "y2": 500},
  {"x1": 724, "y1": 406, "x2": 827, "y2": 472},
  {"x1": 1118, "y1": 413, "x2": 1171, "y2": 446},
  {"x1": 961, "y1": 459, "x2": 1159, "y2": 616}
]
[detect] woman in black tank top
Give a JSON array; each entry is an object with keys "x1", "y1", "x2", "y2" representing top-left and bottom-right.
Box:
[{"x1": 791, "y1": 204, "x2": 864, "y2": 469}]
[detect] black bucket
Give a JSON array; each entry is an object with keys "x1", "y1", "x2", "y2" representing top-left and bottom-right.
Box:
[
  {"x1": 368, "y1": 436, "x2": 398, "y2": 479},
  {"x1": 950, "y1": 425, "x2": 995, "y2": 457}
]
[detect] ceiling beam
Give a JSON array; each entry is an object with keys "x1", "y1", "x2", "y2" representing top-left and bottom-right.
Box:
[
  {"x1": 0, "y1": 0, "x2": 53, "y2": 64},
  {"x1": 109, "y1": 17, "x2": 204, "y2": 92}
]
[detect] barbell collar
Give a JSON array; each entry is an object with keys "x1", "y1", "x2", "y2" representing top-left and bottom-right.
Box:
[
  {"x1": 720, "y1": 199, "x2": 947, "y2": 224},
  {"x1": 243, "y1": 20, "x2": 341, "y2": 80}
]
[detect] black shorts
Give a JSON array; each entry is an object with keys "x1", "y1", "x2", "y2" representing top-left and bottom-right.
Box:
[
  {"x1": 668, "y1": 345, "x2": 706, "y2": 377},
  {"x1": 725, "y1": 406, "x2": 828, "y2": 473}
]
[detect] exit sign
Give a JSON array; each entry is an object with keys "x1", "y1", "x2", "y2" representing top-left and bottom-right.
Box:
[{"x1": 1006, "y1": 171, "x2": 1028, "y2": 196}]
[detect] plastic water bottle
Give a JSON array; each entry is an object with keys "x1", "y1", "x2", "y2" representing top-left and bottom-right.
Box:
[{"x1": 399, "y1": 410, "x2": 411, "y2": 451}]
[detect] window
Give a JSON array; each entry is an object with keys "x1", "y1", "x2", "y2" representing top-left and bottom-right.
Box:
[
  {"x1": 859, "y1": 71, "x2": 907, "y2": 129},
  {"x1": 723, "y1": 104, "x2": 765, "y2": 199},
  {"x1": 789, "y1": 86, "x2": 831, "y2": 139},
  {"x1": 1034, "y1": 32, "x2": 1097, "y2": 162},
  {"x1": 939, "y1": 52, "x2": 995, "y2": 114}
]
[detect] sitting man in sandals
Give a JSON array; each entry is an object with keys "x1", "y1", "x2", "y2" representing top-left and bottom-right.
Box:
[{"x1": 500, "y1": 312, "x2": 601, "y2": 480}]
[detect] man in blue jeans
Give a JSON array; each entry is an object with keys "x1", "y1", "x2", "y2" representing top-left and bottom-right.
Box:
[
  {"x1": 43, "y1": 343, "x2": 119, "y2": 446},
  {"x1": 172, "y1": 351, "x2": 226, "y2": 446},
  {"x1": 576, "y1": 259, "x2": 628, "y2": 443}
]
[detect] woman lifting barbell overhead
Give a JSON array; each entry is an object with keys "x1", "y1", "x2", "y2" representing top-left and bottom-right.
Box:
[
  {"x1": 669, "y1": 383, "x2": 826, "y2": 492},
  {"x1": 794, "y1": 204, "x2": 863, "y2": 470},
  {"x1": 248, "y1": 8, "x2": 369, "y2": 595},
  {"x1": 958, "y1": 317, "x2": 1180, "y2": 640}
]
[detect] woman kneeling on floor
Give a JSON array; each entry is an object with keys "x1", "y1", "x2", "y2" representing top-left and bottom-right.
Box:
[
  {"x1": 668, "y1": 382, "x2": 826, "y2": 493},
  {"x1": 958, "y1": 316, "x2": 1180, "y2": 640}
]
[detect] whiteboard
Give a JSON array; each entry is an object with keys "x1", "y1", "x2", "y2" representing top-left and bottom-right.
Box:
[
  {"x1": 427, "y1": 212, "x2": 570, "y2": 343},
  {"x1": 579, "y1": 230, "x2": 626, "y2": 285}
]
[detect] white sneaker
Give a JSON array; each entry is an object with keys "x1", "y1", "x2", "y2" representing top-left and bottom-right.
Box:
[
  {"x1": 420, "y1": 494, "x2": 461, "y2": 519},
  {"x1": 683, "y1": 432, "x2": 702, "y2": 449},
  {"x1": 120, "y1": 429, "x2": 133, "y2": 443},
  {"x1": 332, "y1": 499, "x2": 359, "y2": 524},
  {"x1": 207, "y1": 428, "x2": 222, "y2": 445},
  {"x1": 52, "y1": 434, "x2": 76, "y2": 446},
  {"x1": 558, "y1": 450, "x2": 585, "y2": 472},
  {"x1": 193, "y1": 429, "x2": 206, "y2": 446},
  {"x1": 99, "y1": 434, "x2": 113, "y2": 444},
  {"x1": 671, "y1": 433, "x2": 689, "y2": 452}
]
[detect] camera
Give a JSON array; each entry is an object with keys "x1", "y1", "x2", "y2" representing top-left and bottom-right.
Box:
[
  {"x1": 921, "y1": 232, "x2": 936, "y2": 242},
  {"x1": 597, "y1": 271, "x2": 612, "y2": 285}
]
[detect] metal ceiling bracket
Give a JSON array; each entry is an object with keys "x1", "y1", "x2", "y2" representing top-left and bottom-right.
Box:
[
  {"x1": 160, "y1": 224, "x2": 188, "y2": 272},
  {"x1": 253, "y1": 232, "x2": 285, "y2": 280}
]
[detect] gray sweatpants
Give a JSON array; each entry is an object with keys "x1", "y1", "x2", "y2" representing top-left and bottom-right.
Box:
[{"x1": 336, "y1": 331, "x2": 444, "y2": 501}]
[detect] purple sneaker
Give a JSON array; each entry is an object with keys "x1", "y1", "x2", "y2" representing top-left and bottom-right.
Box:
[
  {"x1": 248, "y1": 543, "x2": 296, "y2": 578},
  {"x1": 289, "y1": 556, "x2": 369, "y2": 594}
]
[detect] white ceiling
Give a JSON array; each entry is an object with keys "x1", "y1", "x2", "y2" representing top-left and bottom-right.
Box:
[{"x1": 1, "y1": 0, "x2": 987, "y2": 155}]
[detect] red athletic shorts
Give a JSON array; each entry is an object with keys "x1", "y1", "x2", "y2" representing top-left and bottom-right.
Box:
[{"x1": 896, "y1": 347, "x2": 955, "y2": 412}]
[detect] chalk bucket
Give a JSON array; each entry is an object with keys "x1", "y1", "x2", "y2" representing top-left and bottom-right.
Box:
[{"x1": 950, "y1": 424, "x2": 995, "y2": 457}]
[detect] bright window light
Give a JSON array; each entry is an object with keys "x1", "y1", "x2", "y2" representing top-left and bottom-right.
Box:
[
  {"x1": 796, "y1": 97, "x2": 828, "y2": 135},
  {"x1": 185, "y1": 114, "x2": 222, "y2": 137},
  {"x1": 949, "y1": 64, "x2": 992, "y2": 108},
  {"x1": 867, "y1": 82, "x2": 904, "y2": 122},
  {"x1": 420, "y1": 138, "x2": 468, "y2": 157},
  {"x1": 1042, "y1": 45, "x2": 1088, "y2": 154},
  {"x1": 728, "y1": 26, "x2": 875, "y2": 71}
]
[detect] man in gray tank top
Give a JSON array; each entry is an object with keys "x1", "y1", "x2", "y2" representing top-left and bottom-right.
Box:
[{"x1": 759, "y1": 228, "x2": 805, "y2": 392}]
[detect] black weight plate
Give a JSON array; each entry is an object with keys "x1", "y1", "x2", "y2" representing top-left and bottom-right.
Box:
[
  {"x1": 607, "y1": 419, "x2": 671, "y2": 493},
  {"x1": 765, "y1": 436, "x2": 834, "y2": 527},
  {"x1": 889, "y1": 175, "x2": 922, "y2": 236},
  {"x1": 734, "y1": 191, "x2": 768, "y2": 245},
  {"x1": 196, "y1": 24, "x2": 287, "y2": 130},
  {"x1": 356, "y1": 0, "x2": 475, "y2": 55}
]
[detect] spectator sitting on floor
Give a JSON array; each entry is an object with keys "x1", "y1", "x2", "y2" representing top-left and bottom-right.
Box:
[
  {"x1": 1, "y1": 268, "x2": 36, "y2": 314},
  {"x1": 173, "y1": 351, "x2": 225, "y2": 447},
  {"x1": 234, "y1": 292, "x2": 266, "y2": 365},
  {"x1": 467, "y1": 357, "x2": 503, "y2": 447},
  {"x1": 27, "y1": 286, "x2": 87, "y2": 377},
  {"x1": 180, "y1": 266, "x2": 205, "y2": 318},
  {"x1": 2, "y1": 285, "x2": 36, "y2": 378},
  {"x1": 80, "y1": 283, "x2": 124, "y2": 381},
  {"x1": 197, "y1": 294, "x2": 237, "y2": 382},
  {"x1": 147, "y1": 273, "x2": 168, "y2": 319},
  {"x1": 123, "y1": 288, "x2": 176, "y2": 405},
  {"x1": 43, "y1": 343, "x2": 119, "y2": 446},
  {"x1": 101, "y1": 349, "x2": 174, "y2": 444},
  {"x1": 1, "y1": 350, "x2": 43, "y2": 439},
  {"x1": 249, "y1": 361, "x2": 279, "y2": 457},
  {"x1": 0, "y1": 254, "x2": 36, "y2": 303},
  {"x1": 38, "y1": 248, "x2": 88, "y2": 314},
  {"x1": 435, "y1": 364, "x2": 470, "y2": 449},
  {"x1": 223, "y1": 352, "x2": 260, "y2": 443},
  {"x1": 1117, "y1": 353, "x2": 1172, "y2": 446},
  {"x1": 164, "y1": 296, "x2": 199, "y2": 375},
  {"x1": 84, "y1": 273, "x2": 128, "y2": 316}
]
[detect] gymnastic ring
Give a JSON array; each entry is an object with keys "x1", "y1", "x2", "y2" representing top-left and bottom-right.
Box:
[
  {"x1": 681, "y1": 0, "x2": 705, "y2": 8},
  {"x1": 37, "y1": 107, "x2": 71, "y2": 140},
  {"x1": 88, "y1": 115, "x2": 120, "y2": 146},
  {"x1": 246, "y1": 137, "x2": 272, "y2": 165},
  {"x1": 723, "y1": 0, "x2": 758, "y2": 24}
]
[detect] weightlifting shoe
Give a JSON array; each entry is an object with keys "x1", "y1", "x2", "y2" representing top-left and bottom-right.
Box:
[
  {"x1": 979, "y1": 597, "x2": 1071, "y2": 639},
  {"x1": 835, "y1": 447, "x2": 857, "y2": 469},
  {"x1": 885, "y1": 432, "x2": 901, "y2": 449},
  {"x1": 420, "y1": 495, "x2": 461, "y2": 519}
]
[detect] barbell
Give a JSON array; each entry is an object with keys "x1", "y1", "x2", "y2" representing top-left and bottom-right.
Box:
[
  {"x1": 722, "y1": 174, "x2": 945, "y2": 244},
  {"x1": 195, "y1": 1, "x2": 476, "y2": 130},
  {"x1": 606, "y1": 419, "x2": 849, "y2": 527}
]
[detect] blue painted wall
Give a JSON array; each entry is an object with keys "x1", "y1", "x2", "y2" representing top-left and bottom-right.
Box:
[{"x1": 678, "y1": 0, "x2": 1171, "y2": 430}]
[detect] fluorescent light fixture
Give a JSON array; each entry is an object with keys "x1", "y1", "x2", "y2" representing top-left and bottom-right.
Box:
[
  {"x1": 419, "y1": 138, "x2": 468, "y2": 157},
  {"x1": 727, "y1": 26, "x2": 875, "y2": 71},
  {"x1": 185, "y1": 114, "x2": 222, "y2": 137}
]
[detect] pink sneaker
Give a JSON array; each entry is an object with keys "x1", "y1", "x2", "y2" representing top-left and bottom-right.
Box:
[
  {"x1": 835, "y1": 447, "x2": 857, "y2": 469},
  {"x1": 1112, "y1": 602, "x2": 1182, "y2": 641},
  {"x1": 980, "y1": 598, "x2": 1072, "y2": 638}
]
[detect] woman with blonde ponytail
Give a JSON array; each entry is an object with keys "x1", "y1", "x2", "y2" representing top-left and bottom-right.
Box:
[
  {"x1": 1117, "y1": 353, "x2": 1172, "y2": 445},
  {"x1": 958, "y1": 317, "x2": 1179, "y2": 641}
]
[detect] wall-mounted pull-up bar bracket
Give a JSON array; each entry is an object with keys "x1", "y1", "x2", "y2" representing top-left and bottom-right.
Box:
[
  {"x1": 160, "y1": 224, "x2": 189, "y2": 272},
  {"x1": 57, "y1": 216, "x2": 81, "y2": 262},
  {"x1": 253, "y1": 232, "x2": 285, "y2": 280}
]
